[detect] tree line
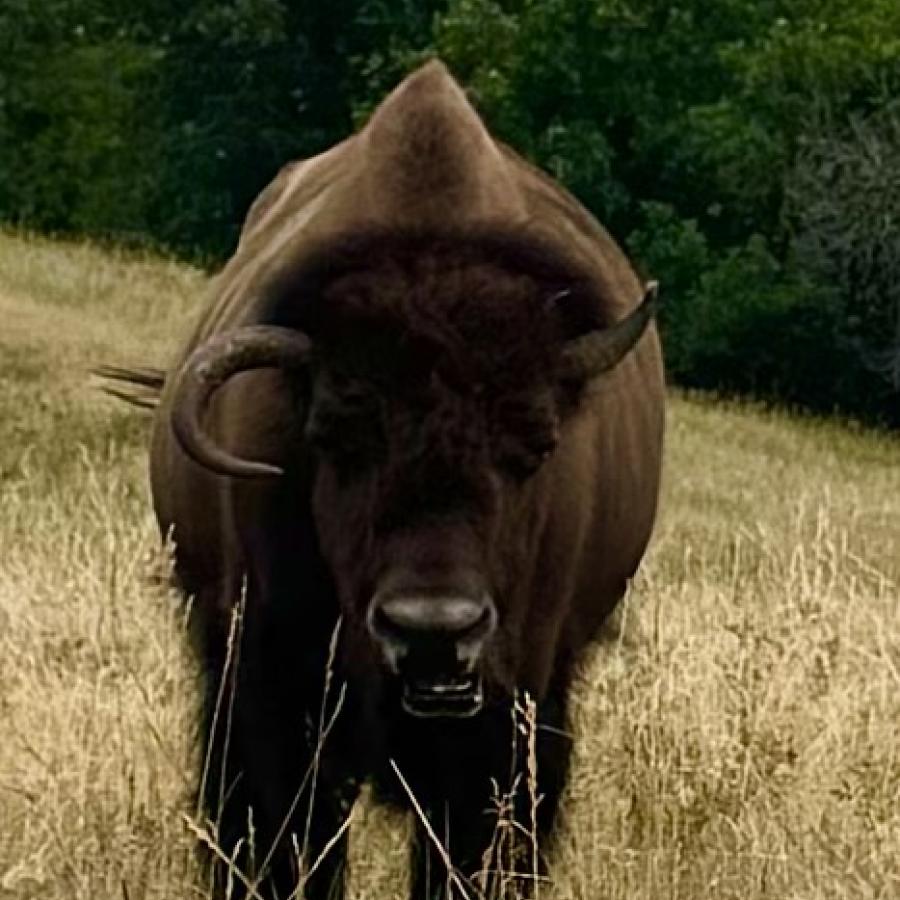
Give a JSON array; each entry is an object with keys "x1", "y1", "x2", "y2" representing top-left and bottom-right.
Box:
[{"x1": 2, "y1": 0, "x2": 898, "y2": 424}]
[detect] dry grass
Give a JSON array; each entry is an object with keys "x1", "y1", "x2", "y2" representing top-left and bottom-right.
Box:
[{"x1": 1, "y1": 229, "x2": 898, "y2": 899}]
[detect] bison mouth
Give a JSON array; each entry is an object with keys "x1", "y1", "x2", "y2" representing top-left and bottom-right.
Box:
[{"x1": 401, "y1": 673, "x2": 484, "y2": 718}]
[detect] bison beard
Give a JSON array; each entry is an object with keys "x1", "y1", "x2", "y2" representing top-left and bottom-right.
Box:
[{"x1": 101, "y1": 61, "x2": 665, "y2": 899}]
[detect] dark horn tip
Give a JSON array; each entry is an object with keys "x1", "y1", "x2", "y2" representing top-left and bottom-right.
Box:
[
  {"x1": 560, "y1": 280, "x2": 660, "y2": 382},
  {"x1": 170, "y1": 406, "x2": 286, "y2": 479}
]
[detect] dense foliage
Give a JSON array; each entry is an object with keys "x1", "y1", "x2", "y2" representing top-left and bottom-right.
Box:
[{"x1": 2, "y1": 0, "x2": 898, "y2": 422}]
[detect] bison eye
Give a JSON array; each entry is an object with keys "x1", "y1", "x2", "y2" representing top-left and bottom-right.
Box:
[
  {"x1": 305, "y1": 391, "x2": 385, "y2": 471},
  {"x1": 497, "y1": 437, "x2": 557, "y2": 482},
  {"x1": 492, "y1": 392, "x2": 559, "y2": 482}
]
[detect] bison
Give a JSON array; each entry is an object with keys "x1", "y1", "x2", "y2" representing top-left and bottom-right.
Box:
[{"x1": 102, "y1": 60, "x2": 665, "y2": 899}]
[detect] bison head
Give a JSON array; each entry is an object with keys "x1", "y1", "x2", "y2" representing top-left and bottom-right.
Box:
[{"x1": 167, "y1": 247, "x2": 656, "y2": 717}]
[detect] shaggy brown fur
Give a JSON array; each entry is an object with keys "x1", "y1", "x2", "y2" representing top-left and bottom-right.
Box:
[{"x1": 104, "y1": 60, "x2": 666, "y2": 900}]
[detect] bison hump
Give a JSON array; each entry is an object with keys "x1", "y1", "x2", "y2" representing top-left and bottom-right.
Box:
[{"x1": 360, "y1": 59, "x2": 523, "y2": 225}]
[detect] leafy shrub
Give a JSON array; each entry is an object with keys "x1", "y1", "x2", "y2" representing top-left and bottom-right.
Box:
[{"x1": 787, "y1": 102, "x2": 900, "y2": 421}]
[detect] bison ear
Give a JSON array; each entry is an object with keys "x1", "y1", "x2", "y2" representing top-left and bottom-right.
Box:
[{"x1": 559, "y1": 281, "x2": 658, "y2": 382}]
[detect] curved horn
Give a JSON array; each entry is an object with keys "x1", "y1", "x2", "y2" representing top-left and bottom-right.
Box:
[
  {"x1": 170, "y1": 325, "x2": 312, "y2": 478},
  {"x1": 560, "y1": 281, "x2": 658, "y2": 381}
]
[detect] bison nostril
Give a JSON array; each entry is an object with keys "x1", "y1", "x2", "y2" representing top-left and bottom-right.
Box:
[{"x1": 369, "y1": 594, "x2": 495, "y2": 642}]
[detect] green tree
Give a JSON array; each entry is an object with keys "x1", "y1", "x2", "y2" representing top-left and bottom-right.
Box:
[{"x1": 2, "y1": 0, "x2": 898, "y2": 420}]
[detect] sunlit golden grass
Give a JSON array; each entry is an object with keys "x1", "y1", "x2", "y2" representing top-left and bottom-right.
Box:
[{"x1": 1, "y1": 229, "x2": 898, "y2": 899}]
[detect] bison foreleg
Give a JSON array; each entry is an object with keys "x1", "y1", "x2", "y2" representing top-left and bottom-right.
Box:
[
  {"x1": 400, "y1": 689, "x2": 573, "y2": 900},
  {"x1": 194, "y1": 612, "x2": 358, "y2": 900}
]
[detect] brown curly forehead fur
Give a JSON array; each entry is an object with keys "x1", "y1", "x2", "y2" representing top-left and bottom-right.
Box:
[
  {"x1": 319, "y1": 250, "x2": 565, "y2": 389},
  {"x1": 269, "y1": 230, "x2": 606, "y2": 394}
]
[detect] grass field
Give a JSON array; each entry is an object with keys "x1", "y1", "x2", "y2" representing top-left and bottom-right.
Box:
[{"x1": 1, "y1": 230, "x2": 898, "y2": 900}]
